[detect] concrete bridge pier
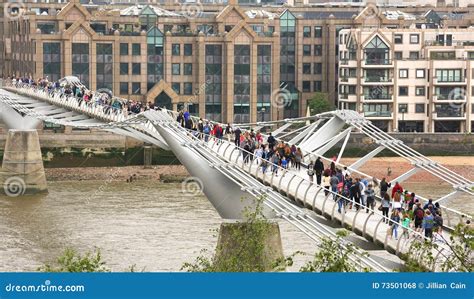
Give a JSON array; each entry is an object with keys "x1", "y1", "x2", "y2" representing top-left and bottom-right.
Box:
[
  {"x1": 0, "y1": 129, "x2": 48, "y2": 196},
  {"x1": 214, "y1": 220, "x2": 284, "y2": 272}
]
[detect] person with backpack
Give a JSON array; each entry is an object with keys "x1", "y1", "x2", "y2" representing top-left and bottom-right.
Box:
[
  {"x1": 330, "y1": 173, "x2": 339, "y2": 201},
  {"x1": 365, "y1": 184, "x2": 375, "y2": 213},
  {"x1": 294, "y1": 148, "x2": 303, "y2": 170},
  {"x1": 423, "y1": 209, "x2": 435, "y2": 239},
  {"x1": 433, "y1": 211, "x2": 443, "y2": 239},
  {"x1": 413, "y1": 202, "x2": 425, "y2": 235}
]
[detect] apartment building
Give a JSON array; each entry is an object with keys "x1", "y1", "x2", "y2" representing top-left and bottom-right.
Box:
[
  {"x1": 2, "y1": 0, "x2": 474, "y2": 125},
  {"x1": 338, "y1": 27, "x2": 474, "y2": 133}
]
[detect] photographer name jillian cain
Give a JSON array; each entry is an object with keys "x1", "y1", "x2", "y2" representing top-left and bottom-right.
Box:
[{"x1": 427, "y1": 282, "x2": 466, "y2": 289}]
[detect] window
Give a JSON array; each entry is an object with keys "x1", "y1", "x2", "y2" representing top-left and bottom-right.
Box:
[
  {"x1": 398, "y1": 104, "x2": 408, "y2": 113},
  {"x1": 314, "y1": 44, "x2": 322, "y2": 56},
  {"x1": 430, "y1": 51, "x2": 455, "y2": 60},
  {"x1": 184, "y1": 63, "x2": 192, "y2": 75},
  {"x1": 120, "y1": 82, "x2": 128, "y2": 94},
  {"x1": 314, "y1": 26, "x2": 322, "y2": 38},
  {"x1": 314, "y1": 63, "x2": 322, "y2": 74},
  {"x1": 416, "y1": 69, "x2": 425, "y2": 78},
  {"x1": 172, "y1": 82, "x2": 180, "y2": 94},
  {"x1": 409, "y1": 51, "x2": 419, "y2": 60},
  {"x1": 394, "y1": 34, "x2": 403, "y2": 44},
  {"x1": 468, "y1": 52, "x2": 474, "y2": 60},
  {"x1": 410, "y1": 34, "x2": 419, "y2": 44},
  {"x1": 303, "y1": 63, "x2": 311, "y2": 74},
  {"x1": 132, "y1": 43, "x2": 141, "y2": 56},
  {"x1": 131, "y1": 82, "x2": 141, "y2": 94},
  {"x1": 415, "y1": 103, "x2": 425, "y2": 113},
  {"x1": 183, "y1": 82, "x2": 193, "y2": 95},
  {"x1": 303, "y1": 26, "x2": 311, "y2": 38},
  {"x1": 313, "y1": 81, "x2": 322, "y2": 92},
  {"x1": 172, "y1": 63, "x2": 180, "y2": 75},
  {"x1": 172, "y1": 44, "x2": 180, "y2": 56},
  {"x1": 415, "y1": 86, "x2": 425, "y2": 96},
  {"x1": 43, "y1": 42, "x2": 61, "y2": 82},
  {"x1": 399, "y1": 86, "x2": 408, "y2": 96},
  {"x1": 132, "y1": 63, "x2": 141, "y2": 75},
  {"x1": 399, "y1": 69, "x2": 408, "y2": 78},
  {"x1": 184, "y1": 44, "x2": 192, "y2": 56},
  {"x1": 302, "y1": 81, "x2": 311, "y2": 92},
  {"x1": 303, "y1": 45, "x2": 311, "y2": 56},
  {"x1": 96, "y1": 43, "x2": 113, "y2": 90},
  {"x1": 120, "y1": 63, "x2": 129, "y2": 75},
  {"x1": 120, "y1": 43, "x2": 128, "y2": 56},
  {"x1": 72, "y1": 43, "x2": 89, "y2": 87},
  {"x1": 435, "y1": 69, "x2": 463, "y2": 82}
]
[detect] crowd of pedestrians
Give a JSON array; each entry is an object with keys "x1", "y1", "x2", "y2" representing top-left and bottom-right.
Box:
[
  {"x1": 182, "y1": 116, "x2": 447, "y2": 243},
  {"x1": 7, "y1": 76, "x2": 159, "y2": 116}
]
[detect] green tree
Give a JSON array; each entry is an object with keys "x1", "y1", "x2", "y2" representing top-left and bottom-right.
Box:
[
  {"x1": 402, "y1": 223, "x2": 473, "y2": 272},
  {"x1": 299, "y1": 230, "x2": 370, "y2": 272},
  {"x1": 307, "y1": 92, "x2": 334, "y2": 115},
  {"x1": 38, "y1": 248, "x2": 109, "y2": 272}
]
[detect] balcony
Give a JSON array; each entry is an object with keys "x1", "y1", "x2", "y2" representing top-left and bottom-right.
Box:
[
  {"x1": 433, "y1": 76, "x2": 466, "y2": 85},
  {"x1": 433, "y1": 95, "x2": 466, "y2": 102},
  {"x1": 363, "y1": 59, "x2": 393, "y2": 67},
  {"x1": 363, "y1": 111, "x2": 393, "y2": 118},
  {"x1": 363, "y1": 76, "x2": 393, "y2": 84},
  {"x1": 340, "y1": 60, "x2": 349, "y2": 65},
  {"x1": 433, "y1": 111, "x2": 466, "y2": 119},
  {"x1": 362, "y1": 94, "x2": 393, "y2": 101}
]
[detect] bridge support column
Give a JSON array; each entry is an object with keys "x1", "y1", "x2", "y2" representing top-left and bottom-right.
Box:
[
  {"x1": 143, "y1": 145, "x2": 153, "y2": 169},
  {"x1": 214, "y1": 220, "x2": 284, "y2": 272},
  {"x1": 0, "y1": 129, "x2": 47, "y2": 196}
]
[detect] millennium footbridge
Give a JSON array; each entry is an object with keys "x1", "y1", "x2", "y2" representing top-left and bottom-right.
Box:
[{"x1": 0, "y1": 78, "x2": 472, "y2": 272}]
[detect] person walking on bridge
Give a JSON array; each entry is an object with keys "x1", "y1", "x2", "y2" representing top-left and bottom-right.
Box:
[
  {"x1": 307, "y1": 161, "x2": 315, "y2": 182},
  {"x1": 314, "y1": 158, "x2": 324, "y2": 185},
  {"x1": 234, "y1": 127, "x2": 241, "y2": 147},
  {"x1": 380, "y1": 177, "x2": 391, "y2": 198},
  {"x1": 267, "y1": 132, "x2": 276, "y2": 150},
  {"x1": 391, "y1": 181, "x2": 403, "y2": 198}
]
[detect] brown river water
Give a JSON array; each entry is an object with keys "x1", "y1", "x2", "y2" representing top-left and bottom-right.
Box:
[{"x1": 0, "y1": 179, "x2": 471, "y2": 272}]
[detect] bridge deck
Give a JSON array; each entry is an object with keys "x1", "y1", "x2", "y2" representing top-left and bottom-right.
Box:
[{"x1": 205, "y1": 137, "x2": 452, "y2": 266}]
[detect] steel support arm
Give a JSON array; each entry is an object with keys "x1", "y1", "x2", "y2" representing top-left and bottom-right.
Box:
[{"x1": 349, "y1": 145, "x2": 385, "y2": 171}]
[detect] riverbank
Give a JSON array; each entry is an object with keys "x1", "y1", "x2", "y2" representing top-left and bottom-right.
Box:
[
  {"x1": 45, "y1": 165, "x2": 188, "y2": 182},
  {"x1": 44, "y1": 156, "x2": 473, "y2": 183}
]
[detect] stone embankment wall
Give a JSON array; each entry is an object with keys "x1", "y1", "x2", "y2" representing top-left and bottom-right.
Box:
[{"x1": 0, "y1": 132, "x2": 471, "y2": 167}]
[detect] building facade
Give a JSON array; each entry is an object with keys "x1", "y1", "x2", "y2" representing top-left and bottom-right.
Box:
[
  {"x1": 338, "y1": 27, "x2": 474, "y2": 133},
  {"x1": 2, "y1": 0, "x2": 474, "y2": 125}
]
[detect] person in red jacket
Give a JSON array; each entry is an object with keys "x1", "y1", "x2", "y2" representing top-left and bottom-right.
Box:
[{"x1": 391, "y1": 181, "x2": 403, "y2": 198}]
